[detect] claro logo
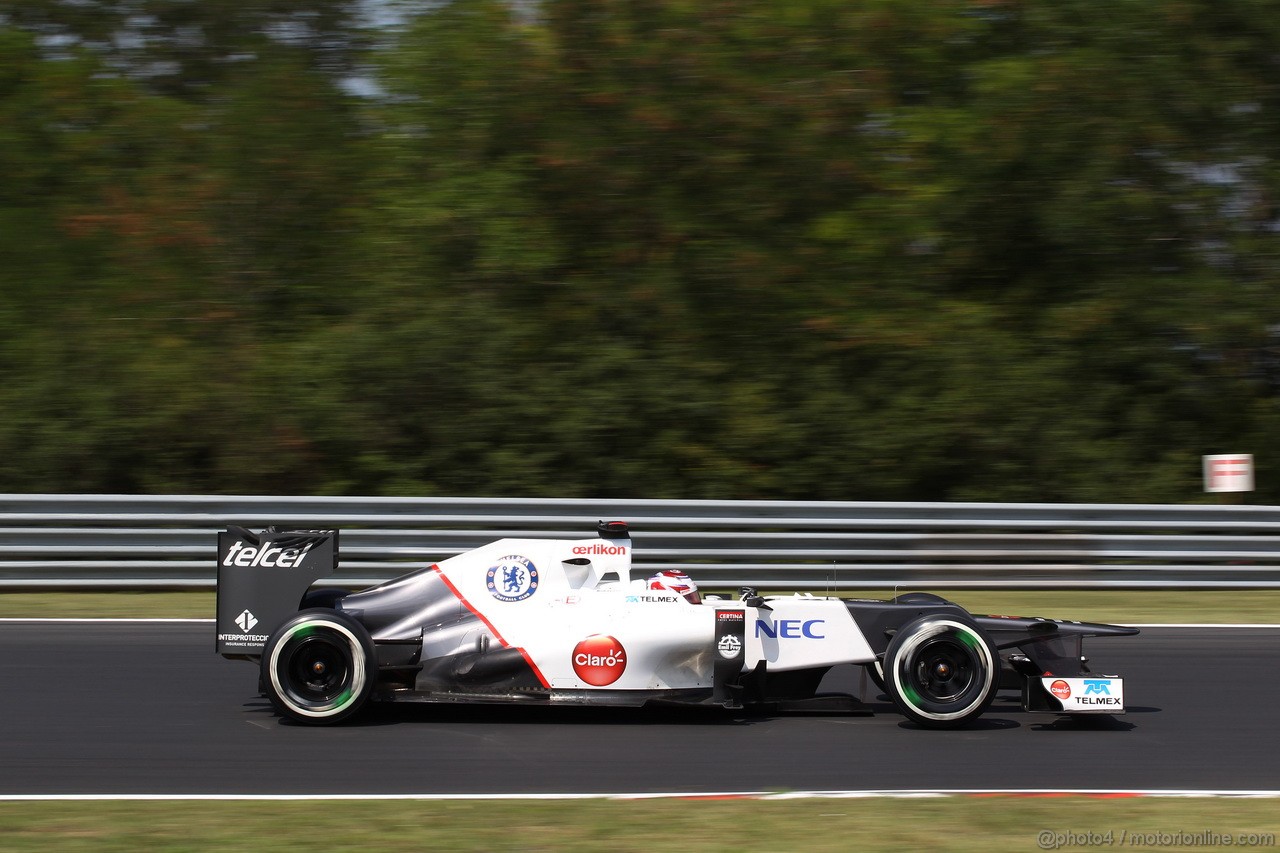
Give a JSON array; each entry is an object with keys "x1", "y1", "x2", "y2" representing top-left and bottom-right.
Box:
[
  {"x1": 754, "y1": 619, "x2": 825, "y2": 639},
  {"x1": 571, "y1": 543, "x2": 628, "y2": 556},
  {"x1": 572, "y1": 635, "x2": 627, "y2": 685},
  {"x1": 222, "y1": 540, "x2": 315, "y2": 568}
]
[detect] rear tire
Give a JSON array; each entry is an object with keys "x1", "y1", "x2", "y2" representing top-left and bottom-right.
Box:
[
  {"x1": 882, "y1": 614, "x2": 998, "y2": 729},
  {"x1": 299, "y1": 587, "x2": 348, "y2": 610},
  {"x1": 261, "y1": 609, "x2": 376, "y2": 725}
]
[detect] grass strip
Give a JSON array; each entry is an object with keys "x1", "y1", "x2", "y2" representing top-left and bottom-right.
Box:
[{"x1": 0, "y1": 798, "x2": 1277, "y2": 853}]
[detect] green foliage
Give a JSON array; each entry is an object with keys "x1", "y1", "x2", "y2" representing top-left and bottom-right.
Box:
[{"x1": 3, "y1": 1, "x2": 1280, "y2": 501}]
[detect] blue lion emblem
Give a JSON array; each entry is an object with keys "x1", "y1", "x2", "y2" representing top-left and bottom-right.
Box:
[
  {"x1": 503, "y1": 565, "x2": 525, "y2": 593},
  {"x1": 487, "y1": 556, "x2": 538, "y2": 602}
]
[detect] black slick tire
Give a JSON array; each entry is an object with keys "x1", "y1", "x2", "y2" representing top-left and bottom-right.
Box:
[
  {"x1": 260, "y1": 609, "x2": 376, "y2": 725},
  {"x1": 299, "y1": 587, "x2": 349, "y2": 610},
  {"x1": 882, "y1": 614, "x2": 999, "y2": 729}
]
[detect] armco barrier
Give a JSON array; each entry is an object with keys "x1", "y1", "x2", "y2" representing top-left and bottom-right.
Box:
[{"x1": 0, "y1": 494, "x2": 1278, "y2": 590}]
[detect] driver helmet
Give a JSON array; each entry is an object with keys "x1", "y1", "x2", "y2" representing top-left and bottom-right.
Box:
[{"x1": 647, "y1": 570, "x2": 700, "y2": 604}]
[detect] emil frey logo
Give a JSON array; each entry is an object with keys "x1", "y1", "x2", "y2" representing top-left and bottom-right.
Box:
[
  {"x1": 486, "y1": 555, "x2": 539, "y2": 602},
  {"x1": 1049, "y1": 679, "x2": 1072, "y2": 700},
  {"x1": 236, "y1": 610, "x2": 258, "y2": 633},
  {"x1": 1083, "y1": 679, "x2": 1111, "y2": 695},
  {"x1": 572, "y1": 635, "x2": 627, "y2": 686},
  {"x1": 717, "y1": 634, "x2": 742, "y2": 659}
]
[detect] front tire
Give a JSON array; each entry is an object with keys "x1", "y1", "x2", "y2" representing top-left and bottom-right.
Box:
[
  {"x1": 261, "y1": 609, "x2": 376, "y2": 725},
  {"x1": 882, "y1": 614, "x2": 998, "y2": 729},
  {"x1": 866, "y1": 660, "x2": 886, "y2": 694}
]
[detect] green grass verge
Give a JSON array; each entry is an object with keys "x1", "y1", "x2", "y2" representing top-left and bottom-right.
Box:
[
  {"x1": 0, "y1": 592, "x2": 218, "y2": 619},
  {"x1": 4, "y1": 589, "x2": 1280, "y2": 622},
  {"x1": 0, "y1": 799, "x2": 1276, "y2": 852}
]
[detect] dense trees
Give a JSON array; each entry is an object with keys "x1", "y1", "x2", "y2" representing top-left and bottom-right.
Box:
[{"x1": 3, "y1": 0, "x2": 1280, "y2": 501}]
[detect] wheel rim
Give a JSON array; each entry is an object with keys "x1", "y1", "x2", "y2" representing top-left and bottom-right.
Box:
[
  {"x1": 269, "y1": 621, "x2": 367, "y2": 717},
  {"x1": 890, "y1": 620, "x2": 995, "y2": 722},
  {"x1": 284, "y1": 633, "x2": 353, "y2": 706},
  {"x1": 905, "y1": 636, "x2": 978, "y2": 704}
]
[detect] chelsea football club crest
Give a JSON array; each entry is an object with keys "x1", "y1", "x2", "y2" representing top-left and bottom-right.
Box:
[{"x1": 487, "y1": 555, "x2": 539, "y2": 602}]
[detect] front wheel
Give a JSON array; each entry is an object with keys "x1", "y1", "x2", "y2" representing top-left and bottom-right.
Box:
[
  {"x1": 865, "y1": 660, "x2": 886, "y2": 694},
  {"x1": 882, "y1": 615, "x2": 998, "y2": 729},
  {"x1": 260, "y1": 609, "x2": 376, "y2": 725}
]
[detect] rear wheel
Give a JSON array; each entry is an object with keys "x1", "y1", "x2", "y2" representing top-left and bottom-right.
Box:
[
  {"x1": 261, "y1": 609, "x2": 376, "y2": 725},
  {"x1": 882, "y1": 615, "x2": 998, "y2": 729},
  {"x1": 299, "y1": 587, "x2": 348, "y2": 610}
]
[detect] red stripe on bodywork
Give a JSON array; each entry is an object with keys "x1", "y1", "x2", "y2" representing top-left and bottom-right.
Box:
[{"x1": 431, "y1": 564, "x2": 550, "y2": 688}]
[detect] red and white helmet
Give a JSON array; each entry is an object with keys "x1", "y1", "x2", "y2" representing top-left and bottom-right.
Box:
[{"x1": 647, "y1": 570, "x2": 700, "y2": 604}]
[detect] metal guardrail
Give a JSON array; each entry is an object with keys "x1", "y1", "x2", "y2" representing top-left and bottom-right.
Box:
[{"x1": 0, "y1": 494, "x2": 1278, "y2": 589}]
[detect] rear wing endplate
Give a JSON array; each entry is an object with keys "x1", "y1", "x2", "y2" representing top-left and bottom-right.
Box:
[{"x1": 215, "y1": 526, "x2": 339, "y2": 655}]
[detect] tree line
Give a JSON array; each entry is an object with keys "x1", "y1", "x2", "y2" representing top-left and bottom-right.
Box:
[{"x1": 3, "y1": 0, "x2": 1280, "y2": 502}]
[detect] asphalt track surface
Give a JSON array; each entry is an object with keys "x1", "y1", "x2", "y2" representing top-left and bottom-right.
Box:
[{"x1": 0, "y1": 622, "x2": 1275, "y2": 795}]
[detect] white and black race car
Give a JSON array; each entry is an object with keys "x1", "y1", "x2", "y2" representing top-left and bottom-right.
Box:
[{"x1": 215, "y1": 521, "x2": 1137, "y2": 729}]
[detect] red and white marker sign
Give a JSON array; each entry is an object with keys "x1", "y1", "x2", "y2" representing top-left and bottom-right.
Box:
[{"x1": 1203, "y1": 454, "x2": 1254, "y2": 493}]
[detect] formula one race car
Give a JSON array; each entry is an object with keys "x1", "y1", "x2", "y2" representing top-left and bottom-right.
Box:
[{"x1": 215, "y1": 522, "x2": 1137, "y2": 729}]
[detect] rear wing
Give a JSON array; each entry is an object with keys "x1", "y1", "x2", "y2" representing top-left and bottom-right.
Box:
[{"x1": 215, "y1": 526, "x2": 339, "y2": 655}]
